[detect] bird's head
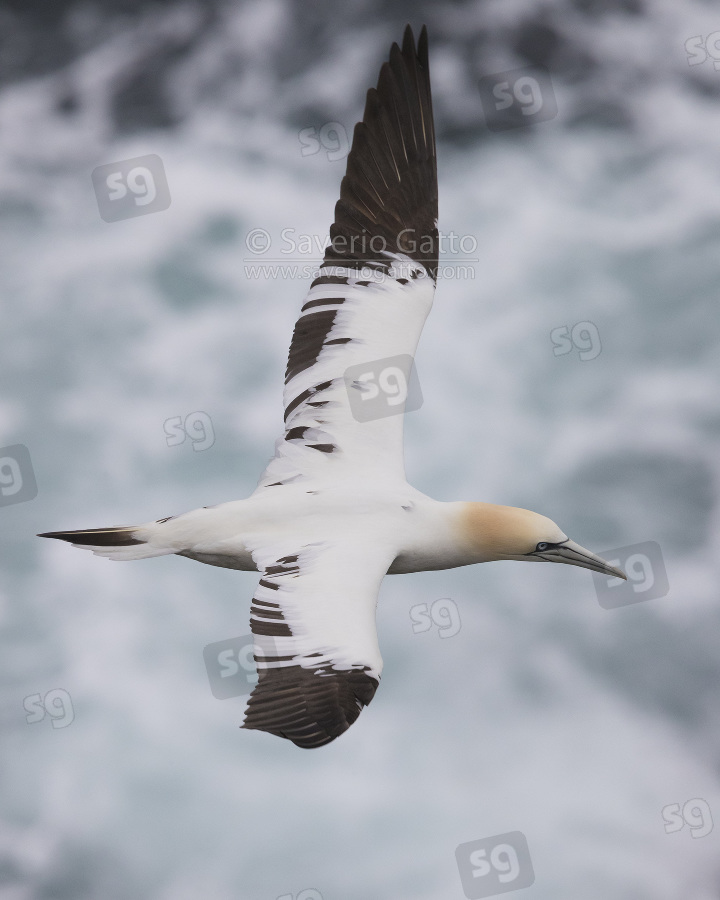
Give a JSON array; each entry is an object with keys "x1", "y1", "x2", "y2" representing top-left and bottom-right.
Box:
[{"x1": 460, "y1": 502, "x2": 627, "y2": 579}]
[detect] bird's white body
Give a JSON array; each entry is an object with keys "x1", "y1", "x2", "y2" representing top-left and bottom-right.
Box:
[{"x1": 95, "y1": 486, "x2": 477, "y2": 574}]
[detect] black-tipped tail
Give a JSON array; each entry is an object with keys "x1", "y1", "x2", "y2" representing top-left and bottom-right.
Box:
[{"x1": 37, "y1": 527, "x2": 144, "y2": 546}]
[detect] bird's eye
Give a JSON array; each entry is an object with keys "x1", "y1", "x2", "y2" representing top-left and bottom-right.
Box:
[{"x1": 536, "y1": 542, "x2": 550, "y2": 552}]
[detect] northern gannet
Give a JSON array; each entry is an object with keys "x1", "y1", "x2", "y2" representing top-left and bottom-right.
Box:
[{"x1": 39, "y1": 26, "x2": 626, "y2": 749}]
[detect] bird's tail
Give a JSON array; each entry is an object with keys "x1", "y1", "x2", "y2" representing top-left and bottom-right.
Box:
[{"x1": 37, "y1": 525, "x2": 175, "y2": 561}]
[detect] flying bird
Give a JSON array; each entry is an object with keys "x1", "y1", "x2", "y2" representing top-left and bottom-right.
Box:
[{"x1": 39, "y1": 26, "x2": 626, "y2": 749}]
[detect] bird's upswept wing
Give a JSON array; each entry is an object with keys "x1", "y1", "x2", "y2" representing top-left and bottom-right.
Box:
[
  {"x1": 242, "y1": 539, "x2": 393, "y2": 748},
  {"x1": 255, "y1": 25, "x2": 438, "y2": 491}
]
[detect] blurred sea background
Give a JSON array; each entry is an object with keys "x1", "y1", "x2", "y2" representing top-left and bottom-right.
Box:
[{"x1": 1, "y1": 0, "x2": 720, "y2": 897}]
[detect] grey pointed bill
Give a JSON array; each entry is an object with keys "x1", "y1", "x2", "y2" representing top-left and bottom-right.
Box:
[{"x1": 534, "y1": 540, "x2": 627, "y2": 580}]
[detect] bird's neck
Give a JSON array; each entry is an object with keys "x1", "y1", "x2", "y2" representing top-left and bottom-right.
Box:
[{"x1": 452, "y1": 501, "x2": 539, "y2": 562}]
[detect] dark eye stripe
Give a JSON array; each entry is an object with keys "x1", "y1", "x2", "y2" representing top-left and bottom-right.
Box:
[{"x1": 532, "y1": 539, "x2": 569, "y2": 554}]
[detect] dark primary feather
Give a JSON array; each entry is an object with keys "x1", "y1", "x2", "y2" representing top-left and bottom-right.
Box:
[{"x1": 242, "y1": 663, "x2": 379, "y2": 749}]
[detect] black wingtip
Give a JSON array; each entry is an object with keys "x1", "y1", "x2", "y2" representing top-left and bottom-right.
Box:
[
  {"x1": 322, "y1": 22, "x2": 438, "y2": 278},
  {"x1": 418, "y1": 25, "x2": 429, "y2": 65},
  {"x1": 242, "y1": 664, "x2": 379, "y2": 749},
  {"x1": 400, "y1": 24, "x2": 428, "y2": 62}
]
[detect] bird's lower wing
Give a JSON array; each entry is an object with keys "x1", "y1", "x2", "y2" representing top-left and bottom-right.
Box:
[{"x1": 242, "y1": 538, "x2": 393, "y2": 748}]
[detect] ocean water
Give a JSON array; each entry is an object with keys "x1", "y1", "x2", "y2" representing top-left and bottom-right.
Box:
[{"x1": 1, "y1": 1, "x2": 720, "y2": 898}]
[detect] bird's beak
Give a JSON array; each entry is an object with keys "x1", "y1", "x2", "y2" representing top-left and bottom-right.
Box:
[{"x1": 533, "y1": 540, "x2": 627, "y2": 580}]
